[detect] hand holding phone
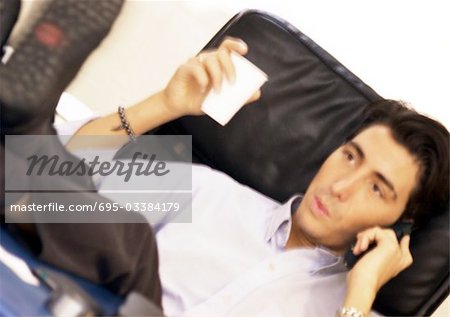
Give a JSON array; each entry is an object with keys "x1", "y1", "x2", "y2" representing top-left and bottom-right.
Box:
[
  {"x1": 344, "y1": 222, "x2": 413, "y2": 269},
  {"x1": 343, "y1": 224, "x2": 414, "y2": 313}
]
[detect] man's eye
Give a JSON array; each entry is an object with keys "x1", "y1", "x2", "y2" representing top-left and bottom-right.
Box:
[
  {"x1": 344, "y1": 150, "x2": 355, "y2": 163},
  {"x1": 371, "y1": 183, "x2": 384, "y2": 198}
]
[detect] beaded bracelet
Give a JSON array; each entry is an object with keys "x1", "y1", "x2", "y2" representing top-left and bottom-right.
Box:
[{"x1": 112, "y1": 106, "x2": 136, "y2": 143}]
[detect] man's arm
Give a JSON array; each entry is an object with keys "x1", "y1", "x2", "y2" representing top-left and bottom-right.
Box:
[
  {"x1": 69, "y1": 37, "x2": 259, "y2": 144},
  {"x1": 341, "y1": 227, "x2": 413, "y2": 316}
]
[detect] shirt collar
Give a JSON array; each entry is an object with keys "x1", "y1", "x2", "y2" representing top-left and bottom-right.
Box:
[
  {"x1": 309, "y1": 247, "x2": 347, "y2": 275},
  {"x1": 265, "y1": 195, "x2": 302, "y2": 250},
  {"x1": 265, "y1": 195, "x2": 347, "y2": 275}
]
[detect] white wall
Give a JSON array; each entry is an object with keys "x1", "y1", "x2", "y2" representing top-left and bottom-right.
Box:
[{"x1": 219, "y1": 0, "x2": 450, "y2": 128}]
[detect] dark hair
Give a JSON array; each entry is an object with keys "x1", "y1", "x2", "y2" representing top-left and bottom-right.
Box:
[{"x1": 350, "y1": 99, "x2": 449, "y2": 227}]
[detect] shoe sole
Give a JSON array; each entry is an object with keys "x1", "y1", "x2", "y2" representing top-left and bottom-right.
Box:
[{"x1": 0, "y1": 0, "x2": 124, "y2": 134}]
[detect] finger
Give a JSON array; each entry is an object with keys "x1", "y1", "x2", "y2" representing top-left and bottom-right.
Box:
[
  {"x1": 188, "y1": 55, "x2": 207, "y2": 66},
  {"x1": 217, "y1": 48, "x2": 235, "y2": 83},
  {"x1": 400, "y1": 235, "x2": 413, "y2": 268},
  {"x1": 385, "y1": 228, "x2": 399, "y2": 244},
  {"x1": 204, "y1": 56, "x2": 223, "y2": 92},
  {"x1": 182, "y1": 60, "x2": 210, "y2": 86},
  {"x1": 188, "y1": 64, "x2": 209, "y2": 92},
  {"x1": 400, "y1": 235, "x2": 412, "y2": 256},
  {"x1": 352, "y1": 239, "x2": 361, "y2": 255},
  {"x1": 196, "y1": 49, "x2": 213, "y2": 58},
  {"x1": 400, "y1": 234, "x2": 410, "y2": 248},
  {"x1": 188, "y1": 56, "x2": 200, "y2": 65},
  {"x1": 352, "y1": 232, "x2": 363, "y2": 255},
  {"x1": 245, "y1": 89, "x2": 261, "y2": 104},
  {"x1": 353, "y1": 233, "x2": 367, "y2": 255},
  {"x1": 196, "y1": 52, "x2": 210, "y2": 63},
  {"x1": 360, "y1": 235, "x2": 371, "y2": 253},
  {"x1": 219, "y1": 37, "x2": 248, "y2": 55},
  {"x1": 353, "y1": 228, "x2": 377, "y2": 254}
]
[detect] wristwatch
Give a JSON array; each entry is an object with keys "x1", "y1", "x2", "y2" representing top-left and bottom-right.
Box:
[{"x1": 336, "y1": 306, "x2": 366, "y2": 317}]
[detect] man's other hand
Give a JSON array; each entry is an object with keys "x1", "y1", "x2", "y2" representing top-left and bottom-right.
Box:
[{"x1": 162, "y1": 37, "x2": 261, "y2": 116}]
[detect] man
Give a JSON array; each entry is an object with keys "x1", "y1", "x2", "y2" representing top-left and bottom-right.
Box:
[{"x1": 59, "y1": 38, "x2": 448, "y2": 316}]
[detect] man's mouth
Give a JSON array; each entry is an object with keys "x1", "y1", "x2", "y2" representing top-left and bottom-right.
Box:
[{"x1": 311, "y1": 195, "x2": 330, "y2": 218}]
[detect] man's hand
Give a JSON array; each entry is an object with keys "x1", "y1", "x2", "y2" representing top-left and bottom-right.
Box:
[
  {"x1": 162, "y1": 37, "x2": 261, "y2": 116},
  {"x1": 343, "y1": 226, "x2": 413, "y2": 314}
]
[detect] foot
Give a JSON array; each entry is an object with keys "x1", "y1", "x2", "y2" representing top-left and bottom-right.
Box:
[{"x1": 0, "y1": 0, "x2": 124, "y2": 135}]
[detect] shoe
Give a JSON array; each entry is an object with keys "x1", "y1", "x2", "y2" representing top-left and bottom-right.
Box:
[{"x1": 0, "y1": 0, "x2": 124, "y2": 135}]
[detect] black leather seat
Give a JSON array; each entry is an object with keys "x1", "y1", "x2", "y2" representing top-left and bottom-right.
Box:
[{"x1": 152, "y1": 10, "x2": 449, "y2": 316}]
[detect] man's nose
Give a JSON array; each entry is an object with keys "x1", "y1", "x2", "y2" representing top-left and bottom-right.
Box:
[{"x1": 330, "y1": 173, "x2": 360, "y2": 201}]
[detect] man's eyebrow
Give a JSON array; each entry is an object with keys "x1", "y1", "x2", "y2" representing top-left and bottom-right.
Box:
[
  {"x1": 374, "y1": 172, "x2": 398, "y2": 200},
  {"x1": 348, "y1": 141, "x2": 398, "y2": 200},
  {"x1": 348, "y1": 141, "x2": 365, "y2": 160}
]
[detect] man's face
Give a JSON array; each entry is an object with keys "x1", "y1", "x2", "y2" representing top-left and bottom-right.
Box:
[{"x1": 292, "y1": 125, "x2": 420, "y2": 252}]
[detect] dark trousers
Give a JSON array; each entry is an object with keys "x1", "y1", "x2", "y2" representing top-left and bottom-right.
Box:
[
  {"x1": 2, "y1": 130, "x2": 163, "y2": 308},
  {"x1": 35, "y1": 222, "x2": 162, "y2": 308}
]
